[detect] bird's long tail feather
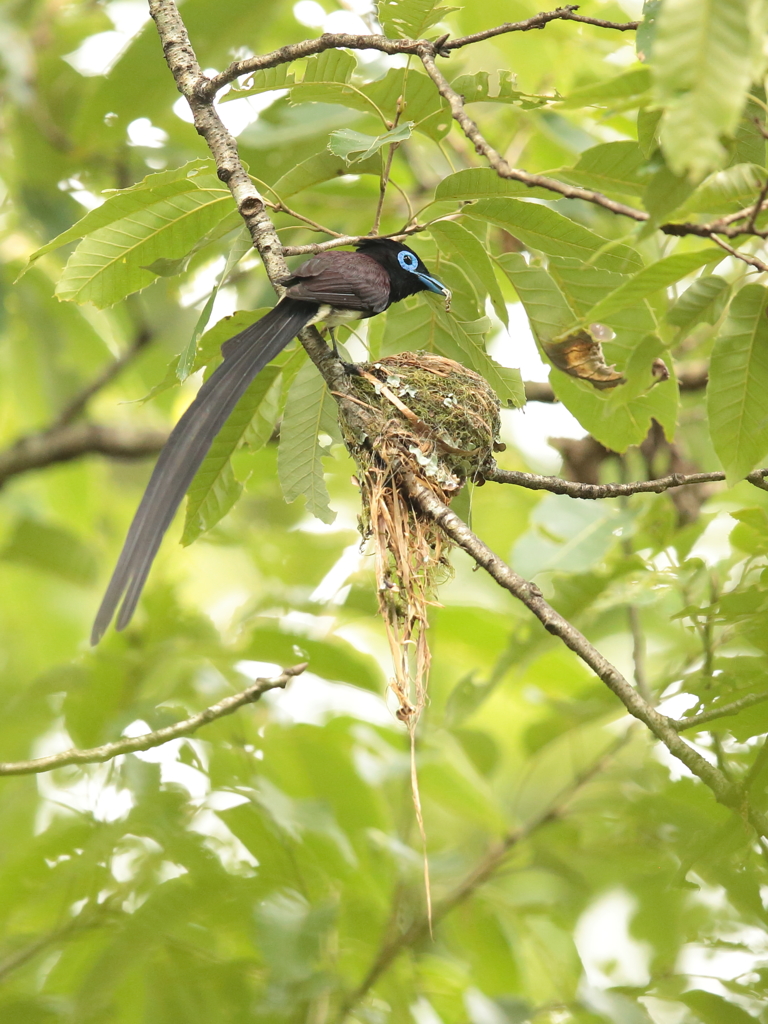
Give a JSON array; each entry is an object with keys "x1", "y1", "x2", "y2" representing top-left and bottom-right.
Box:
[{"x1": 91, "y1": 299, "x2": 316, "y2": 644}]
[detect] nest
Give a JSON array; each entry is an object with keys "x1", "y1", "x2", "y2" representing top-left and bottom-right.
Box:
[{"x1": 339, "y1": 352, "x2": 501, "y2": 725}]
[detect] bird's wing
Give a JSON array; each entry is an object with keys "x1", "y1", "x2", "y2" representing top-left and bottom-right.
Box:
[
  {"x1": 91, "y1": 299, "x2": 316, "y2": 644},
  {"x1": 283, "y1": 251, "x2": 391, "y2": 313}
]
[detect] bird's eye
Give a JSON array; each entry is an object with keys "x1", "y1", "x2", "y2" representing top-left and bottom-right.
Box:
[{"x1": 397, "y1": 251, "x2": 418, "y2": 270}]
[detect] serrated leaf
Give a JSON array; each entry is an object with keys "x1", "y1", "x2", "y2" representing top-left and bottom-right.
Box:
[
  {"x1": 328, "y1": 122, "x2": 414, "y2": 164},
  {"x1": 381, "y1": 300, "x2": 523, "y2": 408},
  {"x1": 561, "y1": 66, "x2": 651, "y2": 108},
  {"x1": 271, "y1": 149, "x2": 381, "y2": 199},
  {"x1": 666, "y1": 275, "x2": 730, "y2": 333},
  {"x1": 584, "y1": 248, "x2": 721, "y2": 322},
  {"x1": 468, "y1": 199, "x2": 643, "y2": 274},
  {"x1": 20, "y1": 159, "x2": 212, "y2": 274},
  {"x1": 56, "y1": 186, "x2": 233, "y2": 307},
  {"x1": 430, "y1": 220, "x2": 508, "y2": 325},
  {"x1": 653, "y1": 0, "x2": 755, "y2": 176},
  {"x1": 278, "y1": 359, "x2": 337, "y2": 523},
  {"x1": 435, "y1": 167, "x2": 557, "y2": 202},
  {"x1": 707, "y1": 284, "x2": 768, "y2": 484},
  {"x1": 182, "y1": 365, "x2": 282, "y2": 545},
  {"x1": 377, "y1": 0, "x2": 458, "y2": 39}
]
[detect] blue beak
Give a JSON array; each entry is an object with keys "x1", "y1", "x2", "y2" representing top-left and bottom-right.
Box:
[{"x1": 416, "y1": 272, "x2": 452, "y2": 309}]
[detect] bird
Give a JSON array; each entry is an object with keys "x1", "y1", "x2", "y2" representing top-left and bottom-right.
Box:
[{"x1": 91, "y1": 237, "x2": 451, "y2": 644}]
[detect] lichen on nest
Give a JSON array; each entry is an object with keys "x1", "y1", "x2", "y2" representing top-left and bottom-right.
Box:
[{"x1": 339, "y1": 351, "x2": 502, "y2": 724}]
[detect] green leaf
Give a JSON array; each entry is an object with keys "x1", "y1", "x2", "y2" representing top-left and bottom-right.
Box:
[
  {"x1": 359, "y1": 68, "x2": 452, "y2": 140},
  {"x1": 377, "y1": 0, "x2": 458, "y2": 38},
  {"x1": 225, "y1": 63, "x2": 295, "y2": 98},
  {"x1": 679, "y1": 162, "x2": 766, "y2": 214},
  {"x1": 241, "y1": 624, "x2": 383, "y2": 691},
  {"x1": 642, "y1": 163, "x2": 697, "y2": 221},
  {"x1": 496, "y1": 252, "x2": 575, "y2": 344},
  {"x1": 679, "y1": 990, "x2": 758, "y2": 1024},
  {"x1": 1, "y1": 518, "x2": 98, "y2": 585},
  {"x1": 177, "y1": 225, "x2": 253, "y2": 381},
  {"x1": 666, "y1": 275, "x2": 730, "y2": 333},
  {"x1": 278, "y1": 359, "x2": 337, "y2": 523},
  {"x1": 20, "y1": 159, "x2": 213, "y2": 273},
  {"x1": 381, "y1": 300, "x2": 524, "y2": 408},
  {"x1": 499, "y1": 255, "x2": 678, "y2": 448},
  {"x1": 451, "y1": 70, "x2": 549, "y2": 109},
  {"x1": 584, "y1": 248, "x2": 721, "y2": 323},
  {"x1": 328, "y1": 122, "x2": 414, "y2": 165},
  {"x1": 468, "y1": 199, "x2": 643, "y2": 274},
  {"x1": 435, "y1": 167, "x2": 557, "y2": 202},
  {"x1": 555, "y1": 141, "x2": 648, "y2": 197},
  {"x1": 707, "y1": 284, "x2": 768, "y2": 484},
  {"x1": 182, "y1": 365, "x2": 282, "y2": 545},
  {"x1": 513, "y1": 496, "x2": 636, "y2": 577},
  {"x1": 637, "y1": 107, "x2": 662, "y2": 158},
  {"x1": 271, "y1": 149, "x2": 382, "y2": 199},
  {"x1": 560, "y1": 66, "x2": 652, "y2": 108},
  {"x1": 430, "y1": 220, "x2": 508, "y2": 325},
  {"x1": 653, "y1": 0, "x2": 754, "y2": 176},
  {"x1": 56, "y1": 186, "x2": 233, "y2": 307}
]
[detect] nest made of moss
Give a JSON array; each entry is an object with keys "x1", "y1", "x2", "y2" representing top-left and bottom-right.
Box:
[{"x1": 339, "y1": 351, "x2": 502, "y2": 722}]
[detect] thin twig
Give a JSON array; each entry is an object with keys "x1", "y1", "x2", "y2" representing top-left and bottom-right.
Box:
[
  {"x1": 484, "y1": 465, "x2": 768, "y2": 498},
  {"x1": 628, "y1": 605, "x2": 652, "y2": 705},
  {"x1": 52, "y1": 324, "x2": 154, "y2": 429},
  {"x1": 746, "y1": 180, "x2": 768, "y2": 234},
  {"x1": 207, "y1": 8, "x2": 639, "y2": 94},
  {"x1": 672, "y1": 690, "x2": 768, "y2": 732},
  {"x1": 0, "y1": 664, "x2": 306, "y2": 776},
  {"x1": 336, "y1": 730, "x2": 631, "y2": 1021},
  {"x1": 709, "y1": 234, "x2": 768, "y2": 274}
]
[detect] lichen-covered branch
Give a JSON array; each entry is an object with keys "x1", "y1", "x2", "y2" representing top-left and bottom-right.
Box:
[{"x1": 0, "y1": 664, "x2": 306, "y2": 776}]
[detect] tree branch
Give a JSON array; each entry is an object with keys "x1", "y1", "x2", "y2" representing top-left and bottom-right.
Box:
[
  {"x1": 208, "y1": 6, "x2": 639, "y2": 94},
  {"x1": 672, "y1": 690, "x2": 768, "y2": 732},
  {"x1": 0, "y1": 664, "x2": 306, "y2": 776},
  {"x1": 401, "y1": 473, "x2": 763, "y2": 817},
  {"x1": 0, "y1": 423, "x2": 167, "y2": 489},
  {"x1": 484, "y1": 465, "x2": 768, "y2": 498},
  {"x1": 337, "y1": 730, "x2": 631, "y2": 1021},
  {"x1": 52, "y1": 320, "x2": 154, "y2": 429},
  {"x1": 523, "y1": 366, "x2": 708, "y2": 403},
  {"x1": 148, "y1": 0, "x2": 376, "y2": 442}
]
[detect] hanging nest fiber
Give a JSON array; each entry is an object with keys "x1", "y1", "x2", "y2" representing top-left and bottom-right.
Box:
[{"x1": 339, "y1": 351, "x2": 502, "y2": 725}]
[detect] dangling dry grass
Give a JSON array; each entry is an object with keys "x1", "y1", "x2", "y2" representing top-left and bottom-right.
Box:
[{"x1": 340, "y1": 351, "x2": 502, "y2": 924}]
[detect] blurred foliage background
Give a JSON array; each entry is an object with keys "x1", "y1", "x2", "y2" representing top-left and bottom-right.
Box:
[{"x1": 2, "y1": 0, "x2": 768, "y2": 1021}]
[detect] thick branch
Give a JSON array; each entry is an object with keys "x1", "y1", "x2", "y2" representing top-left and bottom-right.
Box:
[
  {"x1": 485, "y1": 465, "x2": 768, "y2": 498},
  {"x1": 0, "y1": 423, "x2": 167, "y2": 488},
  {"x1": 0, "y1": 664, "x2": 306, "y2": 776},
  {"x1": 149, "y1": 0, "x2": 376, "y2": 441}
]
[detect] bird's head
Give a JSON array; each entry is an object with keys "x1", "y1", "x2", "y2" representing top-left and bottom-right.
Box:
[{"x1": 355, "y1": 238, "x2": 451, "y2": 308}]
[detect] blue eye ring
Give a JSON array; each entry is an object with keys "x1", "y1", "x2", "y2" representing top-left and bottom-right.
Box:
[{"x1": 397, "y1": 250, "x2": 419, "y2": 271}]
